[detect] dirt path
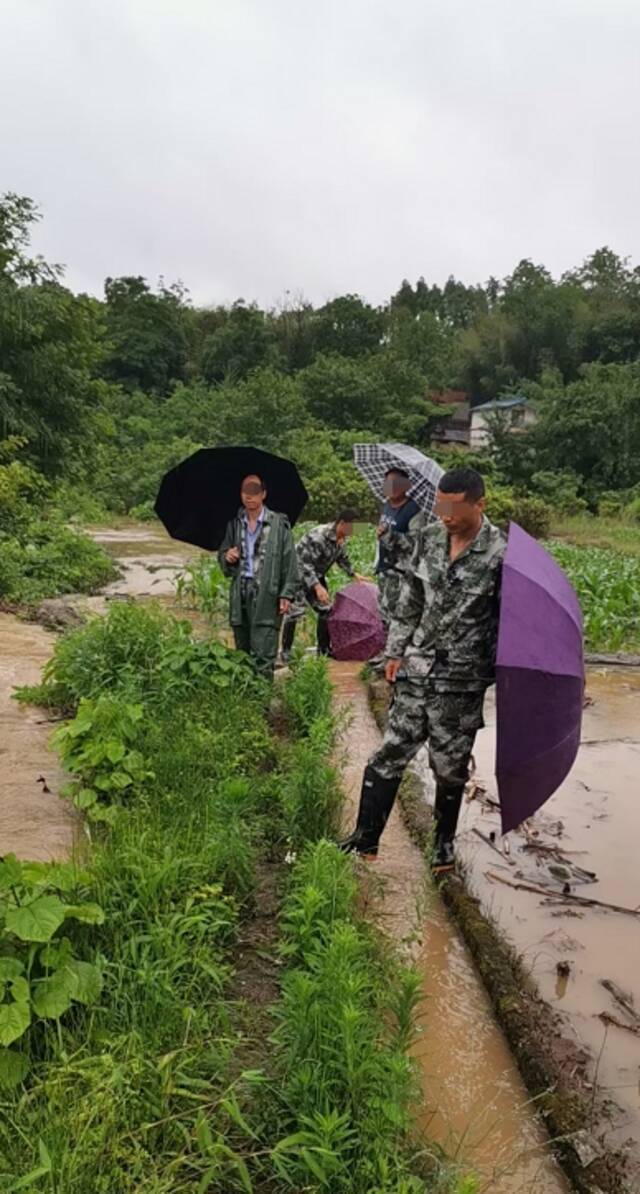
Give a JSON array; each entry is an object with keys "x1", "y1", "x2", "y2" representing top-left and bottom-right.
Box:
[{"x1": 330, "y1": 662, "x2": 569, "y2": 1194}]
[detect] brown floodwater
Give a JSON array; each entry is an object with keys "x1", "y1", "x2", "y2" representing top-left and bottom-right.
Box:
[
  {"x1": 0, "y1": 613, "x2": 77, "y2": 861},
  {"x1": 442, "y1": 671, "x2": 640, "y2": 1172},
  {"x1": 331, "y1": 661, "x2": 569, "y2": 1193}
]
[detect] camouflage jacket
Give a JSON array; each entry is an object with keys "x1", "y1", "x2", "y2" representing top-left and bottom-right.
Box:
[
  {"x1": 387, "y1": 516, "x2": 506, "y2": 691},
  {"x1": 296, "y1": 523, "x2": 356, "y2": 590}
]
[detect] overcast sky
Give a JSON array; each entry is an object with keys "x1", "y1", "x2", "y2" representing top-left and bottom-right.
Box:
[{"x1": 3, "y1": 0, "x2": 640, "y2": 307}]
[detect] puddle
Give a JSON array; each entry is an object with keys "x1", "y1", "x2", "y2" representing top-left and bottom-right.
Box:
[{"x1": 330, "y1": 662, "x2": 568, "y2": 1192}]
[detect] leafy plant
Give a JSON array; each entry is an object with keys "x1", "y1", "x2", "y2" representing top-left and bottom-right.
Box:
[
  {"x1": 0, "y1": 855, "x2": 103, "y2": 1087},
  {"x1": 175, "y1": 556, "x2": 229, "y2": 619},
  {"x1": 53, "y1": 695, "x2": 152, "y2": 821}
]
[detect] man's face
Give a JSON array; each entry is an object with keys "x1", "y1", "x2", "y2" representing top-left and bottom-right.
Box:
[
  {"x1": 383, "y1": 472, "x2": 410, "y2": 500},
  {"x1": 240, "y1": 475, "x2": 266, "y2": 514},
  {"x1": 336, "y1": 520, "x2": 354, "y2": 543},
  {"x1": 435, "y1": 489, "x2": 485, "y2": 535}
]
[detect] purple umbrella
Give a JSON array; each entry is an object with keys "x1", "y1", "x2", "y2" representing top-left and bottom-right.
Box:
[
  {"x1": 496, "y1": 523, "x2": 584, "y2": 835},
  {"x1": 329, "y1": 582, "x2": 387, "y2": 662}
]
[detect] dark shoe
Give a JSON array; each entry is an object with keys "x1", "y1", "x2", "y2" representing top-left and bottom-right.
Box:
[
  {"x1": 431, "y1": 837, "x2": 456, "y2": 874},
  {"x1": 338, "y1": 765, "x2": 401, "y2": 858},
  {"x1": 431, "y1": 781, "x2": 464, "y2": 875}
]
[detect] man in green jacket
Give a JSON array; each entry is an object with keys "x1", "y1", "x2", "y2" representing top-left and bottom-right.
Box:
[{"x1": 218, "y1": 474, "x2": 299, "y2": 680}]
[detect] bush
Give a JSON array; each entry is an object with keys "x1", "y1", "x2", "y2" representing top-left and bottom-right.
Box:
[
  {"x1": 486, "y1": 485, "x2": 552, "y2": 539},
  {"x1": 17, "y1": 601, "x2": 257, "y2": 711}
]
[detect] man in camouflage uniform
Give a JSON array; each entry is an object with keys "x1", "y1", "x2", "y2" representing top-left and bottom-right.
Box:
[
  {"x1": 219, "y1": 474, "x2": 298, "y2": 680},
  {"x1": 281, "y1": 509, "x2": 366, "y2": 661},
  {"x1": 376, "y1": 468, "x2": 422, "y2": 631},
  {"x1": 340, "y1": 468, "x2": 505, "y2": 873}
]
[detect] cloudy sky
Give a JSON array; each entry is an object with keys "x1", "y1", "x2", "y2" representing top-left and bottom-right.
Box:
[{"x1": 3, "y1": 0, "x2": 640, "y2": 307}]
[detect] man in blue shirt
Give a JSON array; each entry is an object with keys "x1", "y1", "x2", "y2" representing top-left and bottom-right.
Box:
[{"x1": 219, "y1": 474, "x2": 299, "y2": 679}]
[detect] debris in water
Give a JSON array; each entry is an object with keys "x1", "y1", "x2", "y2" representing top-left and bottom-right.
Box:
[{"x1": 557, "y1": 960, "x2": 572, "y2": 978}]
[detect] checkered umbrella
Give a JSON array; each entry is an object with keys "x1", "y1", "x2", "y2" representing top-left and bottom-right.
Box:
[{"x1": 353, "y1": 443, "x2": 443, "y2": 516}]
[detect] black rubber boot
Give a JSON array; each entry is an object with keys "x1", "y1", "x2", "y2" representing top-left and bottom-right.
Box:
[
  {"x1": 432, "y1": 781, "x2": 465, "y2": 874},
  {"x1": 339, "y1": 765, "x2": 401, "y2": 859},
  {"x1": 281, "y1": 619, "x2": 295, "y2": 663}
]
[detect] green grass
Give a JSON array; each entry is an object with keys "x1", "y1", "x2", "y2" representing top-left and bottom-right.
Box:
[
  {"x1": 4, "y1": 604, "x2": 447, "y2": 1192},
  {"x1": 551, "y1": 513, "x2": 640, "y2": 557}
]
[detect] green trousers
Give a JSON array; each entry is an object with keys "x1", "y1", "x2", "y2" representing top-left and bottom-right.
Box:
[{"x1": 233, "y1": 579, "x2": 280, "y2": 680}]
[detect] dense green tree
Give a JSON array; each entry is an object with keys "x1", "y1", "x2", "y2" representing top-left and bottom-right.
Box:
[
  {"x1": 102, "y1": 275, "x2": 188, "y2": 393},
  {"x1": 201, "y1": 301, "x2": 280, "y2": 382},
  {"x1": 0, "y1": 193, "x2": 105, "y2": 472},
  {"x1": 313, "y1": 294, "x2": 384, "y2": 358}
]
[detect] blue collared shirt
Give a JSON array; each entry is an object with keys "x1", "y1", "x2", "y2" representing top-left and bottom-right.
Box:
[{"x1": 242, "y1": 508, "x2": 265, "y2": 578}]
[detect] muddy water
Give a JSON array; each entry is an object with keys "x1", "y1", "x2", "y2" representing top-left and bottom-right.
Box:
[
  {"x1": 92, "y1": 525, "x2": 201, "y2": 600},
  {"x1": 451, "y1": 670, "x2": 640, "y2": 1171},
  {"x1": 0, "y1": 614, "x2": 77, "y2": 861},
  {"x1": 330, "y1": 662, "x2": 569, "y2": 1194}
]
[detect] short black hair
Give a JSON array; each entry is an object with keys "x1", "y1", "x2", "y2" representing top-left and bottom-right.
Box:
[
  {"x1": 384, "y1": 467, "x2": 410, "y2": 479},
  {"x1": 336, "y1": 508, "x2": 359, "y2": 523},
  {"x1": 438, "y1": 467, "x2": 485, "y2": 502},
  {"x1": 241, "y1": 473, "x2": 265, "y2": 488}
]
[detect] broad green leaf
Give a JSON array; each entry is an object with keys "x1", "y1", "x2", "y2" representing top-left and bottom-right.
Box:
[
  {"x1": 0, "y1": 1000, "x2": 31, "y2": 1046},
  {"x1": 63, "y1": 902, "x2": 105, "y2": 925},
  {"x1": 0, "y1": 855, "x2": 22, "y2": 889},
  {"x1": 74, "y1": 788, "x2": 97, "y2": 810},
  {"x1": 88, "y1": 804, "x2": 120, "y2": 825},
  {"x1": 105, "y1": 740, "x2": 126, "y2": 763},
  {"x1": 10, "y1": 977, "x2": 30, "y2": 1003},
  {"x1": 5, "y1": 896, "x2": 66, "y2": 942},
  {"x1": 0, "y1": 1047, "x2": 28, "y2": 1089},
  {"x1": 63, "y1": 958, "x2": 102, "y2": 1005},
  {"x1": 0, "y1": 958, "x2": 24, "y2": 980},
  {"x1": 31, "y1": 969, "x2": 74, "y2": 1019}
]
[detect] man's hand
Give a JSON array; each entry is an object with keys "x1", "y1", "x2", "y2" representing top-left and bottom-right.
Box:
[
  {"x1": 376, "y1": 524, "x2": 386, "y2": 539},
  {"x1": 225, "y1": 546, "x2": 240, "y2": 565},
  {"x1": 385, "y1": 658, "x2": 403, "y2": 684},
  {"x1": 355, "y1": 573, "x2": 370, "y2": 583},
  {"x1": 314, "y1": 583, "x2": 330, "y2": 605},
  {"x1": 279, "y1": 598, "x2": 291, "y2": 615}
]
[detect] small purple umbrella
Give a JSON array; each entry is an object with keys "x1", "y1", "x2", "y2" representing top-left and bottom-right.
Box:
[
  {"x1": 329, "y1": 582, "x2": 387, "y2": 662},
  {"x1": 496, "y1": 523, "x2": 584, "y2": 835}
]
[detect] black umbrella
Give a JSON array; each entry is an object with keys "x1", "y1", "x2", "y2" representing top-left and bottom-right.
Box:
[{"x1": 155, "y1": 446, "x2": 308, "y2": 551}]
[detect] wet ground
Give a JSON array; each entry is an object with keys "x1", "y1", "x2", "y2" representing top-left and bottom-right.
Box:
[
  {"x1": 0, "y1": 614, "x2": 77, "y2": 861},
  {"x1": 331, "y1": 661, "x2": 569, "y2": 1194},
  {"x1": 442, "y1": 671, "x2": 640, "y2": 1172}
]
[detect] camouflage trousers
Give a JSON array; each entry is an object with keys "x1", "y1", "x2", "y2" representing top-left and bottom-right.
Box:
[
  {"x1": 377, "y1": 570, "x2": 403, "y2": 630},
  {"x1": 369, "y1": 678, "x2": 485, "y2": 785}
]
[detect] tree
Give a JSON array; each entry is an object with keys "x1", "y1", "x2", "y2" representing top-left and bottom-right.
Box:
[
  {"x1": 0, "y1": 192, "x2": 105, "y2": 472},
  {"x1": 201, "y1": 301, "x2": 279, "y2": 382},
  {"x1": 313, "y1": 294, "x2": 384, "y2": 358},
  {"x1": 102, "y1": 276, "x2": 188, "y2": 393}
]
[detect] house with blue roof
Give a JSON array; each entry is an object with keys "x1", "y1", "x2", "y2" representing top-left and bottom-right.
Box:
[{"x1": 469, "y1": 395, "x2": 536, "y2": 448}]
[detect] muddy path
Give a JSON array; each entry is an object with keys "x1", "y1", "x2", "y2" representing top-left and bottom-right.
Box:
[
  {"x1": 443, "y1": 671, "x2": 640, "y2": 1179},
  {"x1": 331, "y1": 662, "x2": 569, "y2": 1194}
]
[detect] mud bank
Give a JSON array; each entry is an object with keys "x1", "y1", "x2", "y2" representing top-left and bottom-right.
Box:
[{"x1": 369, "y1": 675, "x2": 639, "y2": 1193}]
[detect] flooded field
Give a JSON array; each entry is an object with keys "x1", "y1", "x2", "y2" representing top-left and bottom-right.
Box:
[{"x1": 432, "y1": 669, "x2": 640, "y2": 1179}]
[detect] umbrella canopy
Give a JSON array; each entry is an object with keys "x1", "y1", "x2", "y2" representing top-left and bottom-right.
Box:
[
  {"x1": 155, "y1": 446, "x2": 308, "y2": 551},
  {"x1": 496, "y1": 523, "x2": 584, "y2": 835},
  {"x1": 329, "y1": 581, "x2": 386, "y2": 662},
  {"x1": 353, "y1": 443, "x2": 444, "y2": 517}
]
